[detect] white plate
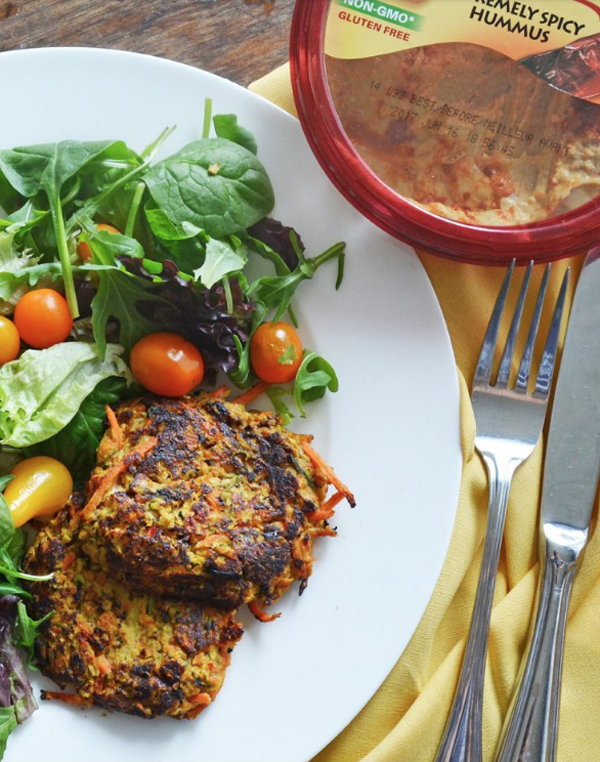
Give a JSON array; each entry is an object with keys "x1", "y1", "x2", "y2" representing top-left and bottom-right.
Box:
[{"x1": 0, "y1": 48, "x2": 461, "y2": 762}]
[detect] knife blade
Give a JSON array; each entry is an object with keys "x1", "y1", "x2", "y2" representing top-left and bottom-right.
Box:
[{"x1": 496, "y1": 247, "x2": 600, "y2": 762}]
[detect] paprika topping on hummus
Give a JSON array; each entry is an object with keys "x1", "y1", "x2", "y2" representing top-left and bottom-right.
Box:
[{"x1": 326, "y1": 41, "x2": 600, "y2": 226}]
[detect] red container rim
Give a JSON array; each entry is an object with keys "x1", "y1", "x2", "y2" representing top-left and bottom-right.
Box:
[{"x1": 290, "y1": 0, "x2": 600, "y2": 265}]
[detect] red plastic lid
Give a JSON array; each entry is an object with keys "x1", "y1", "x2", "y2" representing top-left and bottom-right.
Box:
[{"x1": 290, "y1": 0, "x2": 600, "y2": 264}]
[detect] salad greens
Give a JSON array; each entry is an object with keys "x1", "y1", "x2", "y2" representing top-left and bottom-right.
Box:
[
  {"x1": 0, "y1": 476, "x2": 52, "y2": 758},
  {"x1": 0, "y1": 342, "x2": 133, "y2": 448},
  {"x1": 0, "y1": 105, "x2": 346, "y2": 754}
]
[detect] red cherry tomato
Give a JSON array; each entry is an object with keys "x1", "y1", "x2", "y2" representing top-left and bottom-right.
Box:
[
  {"x1": 130, "y1": 332, "x2": 205, "y2": 397},
  {"x1": 13, "y1": 289, "x2": 73, "y2": 349},
  {"x1": 250, "y1": 321, "x2": 304, "y2": 384},
  {"x1": 0, "y1": 316, "x2": 20, "y2": 364},
  {"x1": 78, "y1": 223, "x2": 121, "y2": 261}
]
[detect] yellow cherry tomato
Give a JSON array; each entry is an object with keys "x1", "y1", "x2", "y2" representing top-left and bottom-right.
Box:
[
  {"x1": 250, "y1": 321, "x2": 304, "y2": 384},
  {"x1": 3, "y1": 456, "x2": 73, "y2": 527},
  {"x1": 0, "y1": 316, "x2": 20, "y2": 364}
]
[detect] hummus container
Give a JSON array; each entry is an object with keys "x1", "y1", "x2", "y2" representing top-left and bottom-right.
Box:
[{"x1": 290, "y1": 0, "x2": 600, "y2": 264}]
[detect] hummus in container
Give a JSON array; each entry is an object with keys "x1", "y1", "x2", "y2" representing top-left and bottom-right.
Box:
[{"x1": 291, "y1": 0, "x2": 600, "y2": 264}]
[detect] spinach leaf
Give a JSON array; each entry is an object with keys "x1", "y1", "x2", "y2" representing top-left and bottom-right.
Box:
[
  {"x1": 213, "y1": 114, "x2": 258, "y2": 155},
  {"x1": 144, "y1": 137, "x2": 274, "y2": 238},
  {"x1": 0, "y1": 140, "x2": 127, "y2": 317},
  {"x1": 25, "y1": 377, "x2": 129, "y2": 488},
  {"x1": 193, "y1": 238, "x2": 247, "y2": 289},
  {"x1": 294, "y1": 352, "x2": 339, "y2": 417}
]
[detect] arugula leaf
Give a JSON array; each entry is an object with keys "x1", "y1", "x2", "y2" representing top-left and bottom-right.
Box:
[
  {"x1": 80, "y1": 219, "x2": 167, "y2": 355},
  {"x1": 249, "y1": 241, "x2": 345, "y2": 322},
  {"x1": 230, "y1": 300, "x2": 267, "y2": 388},
  {"x1": 213, "y1": 114, "x2": 258, "y2": 155},
  {"x1": 15, "y1": 601, "x2": 50, "y2": 670},
  {"x1": 265, "y1": 386, "x2": 295, "y2": 425},
  {"x1": 293, "y1": 351, "x2": 339, "y2": 417},
  {"x1": 25, "y1": 377, "x2": 130, "y2": 488},
  {"x1": 193, "y1": 238, "x2": 247, "y2": 289},
  {"x1": 144, "y1": 137, "x2": 274, "y2": 238},
  {"x1": 91, "y1": 269, "x2": 165, "y2": 356}
]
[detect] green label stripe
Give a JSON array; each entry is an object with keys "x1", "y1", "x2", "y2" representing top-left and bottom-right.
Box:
[{"x1": 335, "y1": 0, "x2": 424, "y2": 31}]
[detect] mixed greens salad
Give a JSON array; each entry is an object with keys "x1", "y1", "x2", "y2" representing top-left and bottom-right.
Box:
[{"x1": 0, "y1": 100, "x2": 345, "y2": 755}]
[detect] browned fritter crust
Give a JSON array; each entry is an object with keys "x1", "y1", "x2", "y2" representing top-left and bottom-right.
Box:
[
  {"x1": 23, "y1": 500, "x2": 243, "y2": 720},
  {"x1": 77, "y1": 395, "x2": 332, "y2": 609}
]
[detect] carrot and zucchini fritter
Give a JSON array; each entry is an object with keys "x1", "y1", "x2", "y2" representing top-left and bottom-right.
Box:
[
  {"x1": 23, "y1": 498, "x2": 243, "y2": 719},
  {"x1": 77, "y1": 394, "x2": 353, "y2": 611}
]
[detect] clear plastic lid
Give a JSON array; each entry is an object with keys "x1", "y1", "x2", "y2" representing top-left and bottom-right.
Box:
[{"x1": 291, "y1": 0, "x2": 600, "y2": 263}]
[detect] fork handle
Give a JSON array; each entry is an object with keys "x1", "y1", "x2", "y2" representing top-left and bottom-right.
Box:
[
  {"x1": 494, "y1": 535, "x2": 582, "y2": 762},
  {"x1": 435, "y1": 456, "x2": 518, "y2": 762}
]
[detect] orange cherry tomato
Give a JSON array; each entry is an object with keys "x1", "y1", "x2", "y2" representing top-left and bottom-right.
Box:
[
  {"x1": 0, "y1": 316, "x2": 20, "y2": 364},
  {"x1": 250, "y1": 321, "x2": 304, "y2": 384},
  {"x1": 78, "y1": 223, "x2": 121, "y2": 261},
  {"x1": 4, "y1": 456, "x2": 73, "y2": 528},
  {"x1": 130, "y1": 332, "x2": 205, "y2": 397},
  {"x1": 13, "y1": 289, "x2": 73, "y2": 349}
]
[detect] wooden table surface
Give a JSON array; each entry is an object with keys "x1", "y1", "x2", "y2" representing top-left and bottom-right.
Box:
[{"x1": 0, "y1": 0, "x2": 294, "y2": 87}]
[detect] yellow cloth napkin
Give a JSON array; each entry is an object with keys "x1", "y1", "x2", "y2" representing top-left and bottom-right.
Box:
[{"x1": 250, "y1": 64, "x2": 600, "y2": 762}]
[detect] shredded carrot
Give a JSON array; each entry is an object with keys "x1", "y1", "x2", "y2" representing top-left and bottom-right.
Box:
[
  {"x1": 248, "y1": 599, "x2": 281, "y2": 623},
  {"x1": 187, "y1": 698, "x2": 212, "y2": 720},
  {"x1": 105, "y1": 405, "x2": 122, "y2": 450},
  {"x1": 311, "y1": 527, "x2": 338, "y2": 538},
  {"x1": 61, "y1": 552, "x2": 77, "y2": 571},
  {"x1": 307, "y1": 490, "x2": 345, "y2": 523},
  {"x1": 42, "y1": 691, "x2": 89, "y2": 706},
  {"x1": 96, "y1": 655, "x2": 112, "y2": 675},
  {"x1": 207, "y1": 385, "x2": 230, "y2": 400},
  {"x1": 81, "y1": 436, "x2": 158, "y2": 520},
  {"x1": 233, "y1": 381, "x2": 270, "y2": 407},
  {"x1": 301, "y1": 442, "x2": 356, "y2": 507},
  {"x1": 190, "y1": 692, "x2": 212, "y2": 706}
]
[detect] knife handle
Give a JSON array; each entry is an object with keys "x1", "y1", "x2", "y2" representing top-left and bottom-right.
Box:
[{"x1": 495, "y1": 529, "x2": 585, "y2": 762}]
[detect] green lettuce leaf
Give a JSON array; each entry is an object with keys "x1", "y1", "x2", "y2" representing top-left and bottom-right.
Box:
[
  {"x1": 0, "y1": 342, "x2": 133, "y2": 448},
  {"x1": 25, "y1": 376, "x2": 130, "y2": 487}
]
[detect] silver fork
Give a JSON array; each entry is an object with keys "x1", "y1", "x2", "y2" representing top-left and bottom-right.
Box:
[{"x1": 434, "y1": 261, "x2": 569, "y2": 762}]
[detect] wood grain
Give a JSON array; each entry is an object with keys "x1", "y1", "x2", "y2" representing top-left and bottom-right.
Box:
[{"x1": 0, "y1": 0, "x2": 294, "y2": 86}]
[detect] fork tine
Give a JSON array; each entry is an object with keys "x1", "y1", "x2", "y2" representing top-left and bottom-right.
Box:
[
  {"x1": 535, "y1": 267, "x2": 570, "y2": 397},
  {"x1": 514, "y1": 264, "x2": 551, "y2": 393},
  {"x1": 474, "y1": 259, "x2": 515, "y2": 386},
  {"x1": 496, "y1": 261, "x2": 533, "y2": 388}
]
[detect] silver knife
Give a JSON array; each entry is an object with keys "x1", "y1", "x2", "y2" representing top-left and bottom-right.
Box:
[{"x1": 495, "y1": 247, "x2": 600, "y2": 762}]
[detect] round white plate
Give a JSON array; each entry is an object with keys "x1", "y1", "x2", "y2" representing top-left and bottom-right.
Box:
[{"x1": 0, "y1": 48, "x2": 461, "y2": 762}]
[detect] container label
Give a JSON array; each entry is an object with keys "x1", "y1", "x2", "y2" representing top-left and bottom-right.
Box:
[
  {"x1": 324, "y1": 0, "x2": 600, "y2": 227},
  {"x1": 326, "y1": 0, "x2": 600, "y2": 102}
]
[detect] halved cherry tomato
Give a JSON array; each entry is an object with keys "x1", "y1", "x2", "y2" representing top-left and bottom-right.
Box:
[
  {"x1": 250, "y1": 321, "x2": 303, "y2": 384},
  {"x1": 13, "y1": 289, "x2": 73, "y2": 349},
  {"x1": 4, "y1": 456, "x2": 73, "y2": 528},
  {"x1": 130, "y1": 332, "x2": 205, "y2": 397},
  {"x1": 0, "y1": 316, "x2": 20, "y2": 364},
  {"x1": 78, "y1": 223, "x2": 121, "y2": 261}
]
